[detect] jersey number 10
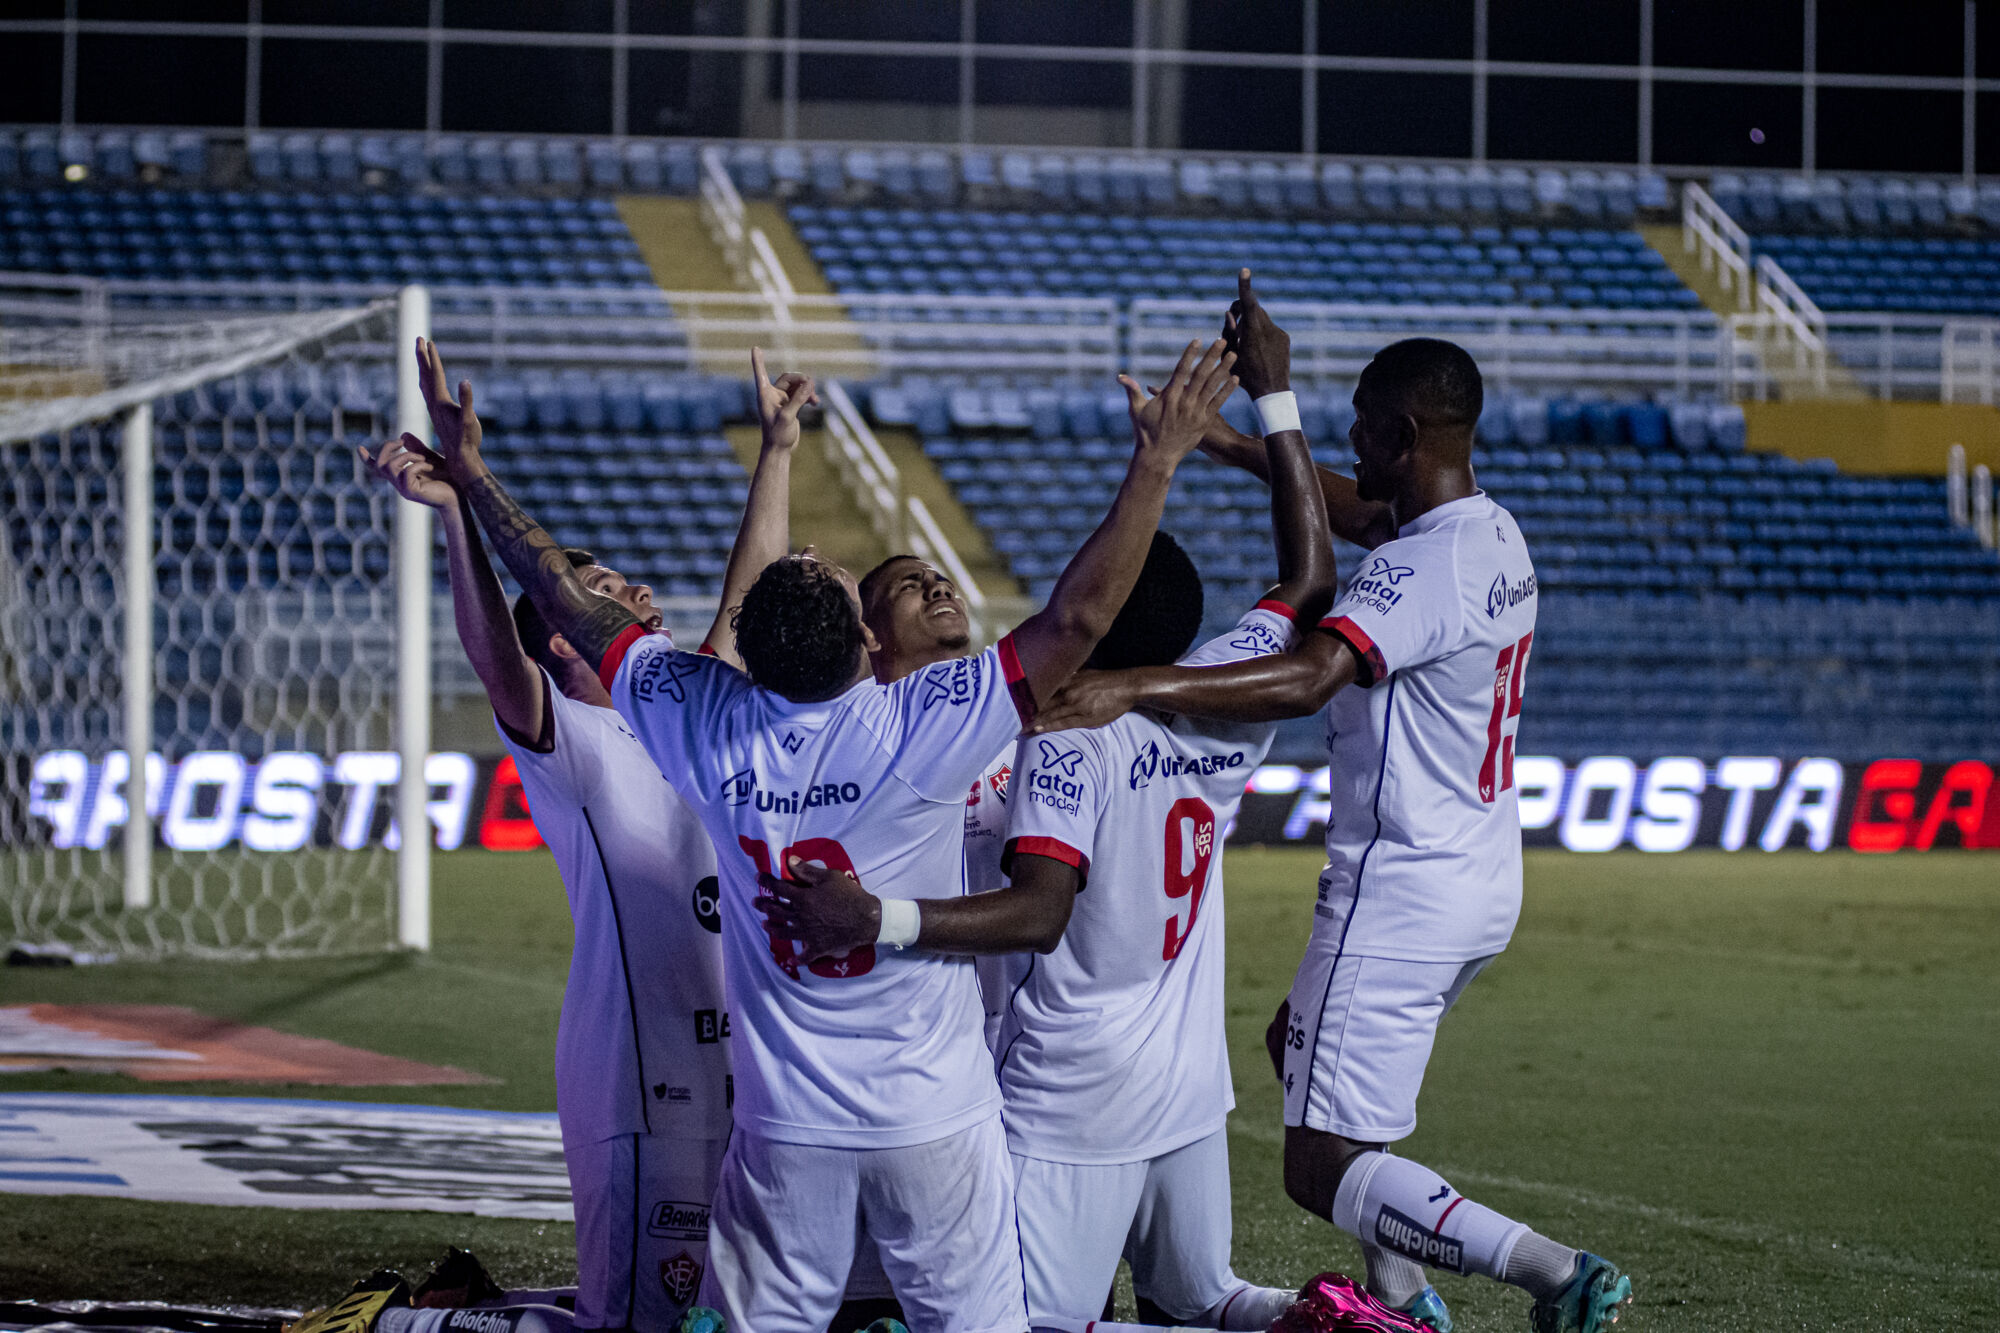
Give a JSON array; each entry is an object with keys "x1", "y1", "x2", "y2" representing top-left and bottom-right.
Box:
[
  {"x1": 1162, "y1": 797, "x2": 1216, "y2": 961},
  {"x1": 740, "y1": 836, "x2": 878, "y2": 980},
  {"x1": 1478, "y1": 631, "x2": 1533, "y2": 804}
]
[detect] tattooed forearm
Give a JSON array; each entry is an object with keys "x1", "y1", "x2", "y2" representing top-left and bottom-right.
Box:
[{"x1": 458, "y1": 469, "x2": 640, "y2": 670}]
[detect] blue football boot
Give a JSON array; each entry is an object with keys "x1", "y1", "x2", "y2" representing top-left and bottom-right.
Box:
[
  {"x1": 1529, "y1": 1253, "x2": 1632, "y2": 1333},
  {"x1": 1397, "y1": 1286, "x2": 1452, "y2": 1333}
]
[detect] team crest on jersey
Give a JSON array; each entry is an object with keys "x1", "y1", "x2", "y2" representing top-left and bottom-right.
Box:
[
  {"x1": 1129, "y1": 739, "x2": 1246, "y2": 790},
  {"x1": 628, "y1": 645, "x2": 701, "y2": 704},
  {"x1": 920, "y1": 654, "x2": 983, "y2": 709},
  {"x1": 965, "y1": 764, "x2": 1012, "y2": 809},
  {"x1": 659, "y1": 1252, "x2": 703, "y2": 1306}
]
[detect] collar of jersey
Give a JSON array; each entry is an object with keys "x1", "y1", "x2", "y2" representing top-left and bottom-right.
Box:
[
  {"x1": 761, "y1": 673, "x2": 875, "y2": 715},
  {"x1": 1397, "y1": 489, "x2": 1489, "y2": 539}
]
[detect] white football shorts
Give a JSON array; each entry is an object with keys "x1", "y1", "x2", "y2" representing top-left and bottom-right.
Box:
[
  {"x1": 699, "y1": 1115, "x2": 1027, "y2": 1333},
  {"x1": 1282, "y1": 935, "x2": 1494, "y2": 1142},
  {"x1": 1012, "y1": 1128, "x2": 1261, "y2": 1324},
  {"x1": 564, "y1": 1132, "x2": 726, "y2": 1331}
]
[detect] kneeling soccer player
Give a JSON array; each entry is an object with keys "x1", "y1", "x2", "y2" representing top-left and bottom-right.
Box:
[{"x1": 362, "y1": 339, "x2": 814, "y2": 1332}]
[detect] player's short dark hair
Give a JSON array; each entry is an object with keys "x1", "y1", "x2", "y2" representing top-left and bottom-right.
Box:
[
  {"x1": 1361, "y1": 337, "x2": 1484, "y2": 430},
  {"x1": 733, "y1": 555, "x2": 865, "y2": 701},
  {"x1": 1084, "y1": 531, "x2": 1205, "y2": 672},
  {"x1": 512, "y1": 548, "x2": 599, "y2": 674},
  {"x1": 857, "y1": 553, "x2": 924, "y2": 623}
]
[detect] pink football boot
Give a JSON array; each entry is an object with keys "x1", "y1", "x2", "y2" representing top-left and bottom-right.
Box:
[{"x1": 1268, "y1": 1273, "x2": 1430, "y2": 1333}]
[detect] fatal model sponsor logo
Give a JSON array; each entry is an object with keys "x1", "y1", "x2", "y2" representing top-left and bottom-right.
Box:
[
  {"x1": 1228, "y1": 618, "x2": 1288, "y2": 656},
  {"x1": 627, "y1": 644, "x2": 703, "y2": 704},
  {"x1": 718, "y1": 769, "x2": 862, "y2": 812},
  {"x1": 1346, "y1": 557, "x2": 1415, "y2": 614},
  {"x1": 646, "y1": 1199, "x2": 712, "y2": 1240},
  {"x1": 920, "y1": 654, "x2": 984, "y2": 709},
  {"x1": 1375, "y1": 1205, "x2": 1465, "y2": 1272},
  {"x1": 1129, "y1": 739, "x2": 1246, "y2": 790},
  {"x1": 1028, "y1": 739, "x2": 1087, "y2": 814},
  {"x1": 1485, "y1": 570, "x2": 1538, "y2": 619}
]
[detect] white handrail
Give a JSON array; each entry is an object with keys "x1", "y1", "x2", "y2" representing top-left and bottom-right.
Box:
[
  {"x1": 822, "y1": 379, "x2": 903, "y2": 548},
  {"x1": 905, "y1": 494, "x2": 984, "y2": 612},
  {"x1": 1682, "y1": 180, "x2": 1753, "y2": 309},
  {"x1": 698, "y1": 145, "x2": 746, "y2": 258},
  {"x1": 1750, "y1": 254, "x2": 1827, "y2": 393}
]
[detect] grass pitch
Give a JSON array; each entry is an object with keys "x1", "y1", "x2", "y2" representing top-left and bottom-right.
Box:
[{"x1": 3, "y1": 847, "x2": 1996, "y2": 1331}]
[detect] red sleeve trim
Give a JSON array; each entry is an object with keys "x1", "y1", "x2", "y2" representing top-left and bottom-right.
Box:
[
  {"x1": 1003, "y1": 835, "x2": 1090, "y2": 888},
  {"x1": 696, "y1": 642, "x2": 718, "y2": 657},
  {"x1": 1320, "y1": 614, "x2": 1388, "y2": 687},
  {"x1": 997, "y1": 632, "x2": 1037, "y2": 727},
  {"x1": 597, "y1": 623, "x2": 649, "y2": 693},
  {"x1": 1254, "y1": 597, "x2": 1297, "y2": 622}
]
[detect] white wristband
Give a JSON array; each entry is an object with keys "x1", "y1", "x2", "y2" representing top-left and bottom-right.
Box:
[
  {"x1": 876, "y1": 897, "x2": 921, "y2": 949},
  {"x1": 1253, "y1": 390, "x2": 1302, "y2": 437}
]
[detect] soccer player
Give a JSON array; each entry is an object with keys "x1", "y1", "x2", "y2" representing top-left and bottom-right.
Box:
[
  {"x1": 760, "y1": 290, "x2": 1332, "y2": 1330},
  {"x1": 1027, "y1": 288, "x2": 1634, "y2": 1333},
  {"x1": 359, "y1": 339, "x2": 814, "y2": 1333},
  {"x1": 440, "y1": 338, "x2": 1239, "y2": 1333}
]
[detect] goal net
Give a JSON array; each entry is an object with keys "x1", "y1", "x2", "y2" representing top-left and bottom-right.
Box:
[{"x1": 1, "y1": 292, "x2": 429, "y2": 959}]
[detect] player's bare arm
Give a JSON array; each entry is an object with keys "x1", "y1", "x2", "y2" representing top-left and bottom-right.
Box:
[
  {"x1": 1005, "y1": 337, "x2": 1239, "y2": 706},
  {"x1": 358, "y1": 429, "x2": 546, "y2": 743},
  {"x1": 1032, "y1": 629, "x2": 1361, "y2": 732},
  {"x1": 1228, "y1": 270, "x2": 1338, "y2": 623},
  {"x1": 705, "y1": 347, "x2": 816, "y2": 669},
  {"x1": 1195, "y1": 275, "x2": 1395, "y2": 551},
  {"x1": 753, "y1": 855, "x2": 1076, "y2": 961},
  {"x1": 418, "y1": 337, "x2": 642, "y2": 671}
]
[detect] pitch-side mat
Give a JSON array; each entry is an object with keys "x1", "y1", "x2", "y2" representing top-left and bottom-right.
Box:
[
  {"x1": 0, "y1": 1094, "x2": 569, "y2": 1219},
  {"x1": 0, "y1": 1007, "x2": 489, "y2": 1086}
]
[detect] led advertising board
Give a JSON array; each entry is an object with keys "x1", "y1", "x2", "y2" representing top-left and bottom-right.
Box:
[{"x1": 18, "y1": 750, "x2": 1999, "y2": 854}]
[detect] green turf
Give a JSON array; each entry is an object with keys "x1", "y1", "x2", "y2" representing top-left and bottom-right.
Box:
[{"x1": 3, "y1": 847, "x2": 1997, "y2": 1330}]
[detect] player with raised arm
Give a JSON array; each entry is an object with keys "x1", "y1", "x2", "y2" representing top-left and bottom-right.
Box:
[
  {"x1": 757, "y1": 271, "x2": 1334, "y2": 1332},
  {"x1": 439, "y1": 337, "x2": 1237, "y2": 1333},
  {"x1": 358, "y1": 339, "x2": 813, "y2": 1333},
  {"x1": 1026, "y1": 289, "x2": 1633, "y2": 1333}
]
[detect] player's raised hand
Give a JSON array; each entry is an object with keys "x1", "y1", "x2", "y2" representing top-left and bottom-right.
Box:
[
  {"x1": 1122, "y1": 338, "x2": 1239, "y2": 465},
  {"x1": 414, "y1": 337, "x2": 484, "y2": 478},
  {"x1": 358, "y1": 433, "x2": 456, "y2": 511},
  {"x1": 1026, "y1": 668, "x2": 1142, "y2": 734},
  {"x1": 1223, "y1": 268, "x2": 1290, "y2": 400},
  {"x1": 750, "y1": 346, "x2": 818, "y2": 452},
  {"x1": 753, "y1": 857, "x2": 880, "y2": 965}
]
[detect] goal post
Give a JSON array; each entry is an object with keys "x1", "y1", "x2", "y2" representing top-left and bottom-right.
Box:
[
  {"x1": 395, "y1": 284, "x2": 432, "y2": 952},
  {"x1": 2, "y1": 288, "x2": 432, "y2": 959}
]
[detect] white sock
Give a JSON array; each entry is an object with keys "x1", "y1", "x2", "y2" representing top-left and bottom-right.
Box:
[
  {"x1": 1361, "y1": 1242, "x2": 1427, "y2": 1308},
  {"x1": 1201, "y1": 1283, "x2": 1299, "y2": 1329},
  {"x1": 1032, "y1": 1323, "x2": 1184, "y2": 1333},
  {"x1": 1502, "y1": 1229, "x2": 1584, "y2": 1300},
  {"x1": 1332, "y1": 1152, "x2": 1534, "y2": 1286}
]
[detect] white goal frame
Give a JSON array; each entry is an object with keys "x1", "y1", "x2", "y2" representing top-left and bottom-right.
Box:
[{"x1": 104, "y1": 285, "x2": 433, "y2": 950}]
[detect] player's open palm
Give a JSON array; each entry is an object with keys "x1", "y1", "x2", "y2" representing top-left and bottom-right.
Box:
[
  {"x1": 1123, "y1": 338, "x2": 1238, "y2": 466},
  {"x1": 414, "y1": 336, "x2": 483, "y2": 479},
  {"x1": 751, "y1": 346, "x2": 818, "y2": 452},
  {"x1": 358, "y1": 433, "x2": 456, "y2": 512}
]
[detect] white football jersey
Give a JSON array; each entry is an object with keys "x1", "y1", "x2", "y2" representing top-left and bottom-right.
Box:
[
  {"x1": 603, "y1": 629, "x2": 1033, "y2": 1149},
  {"x1": 962, "y1": 744, "x2": 1017, "y2": 1052},
  {"x1": 496, "y1": 667, "x2": 729, "y2": 1147},
  {"x1": 1315, "y1": 491, "x2": 1537, "y2": 963},
  {"x1": 994, "y1": 605, "x2": 1298, "y2": 1164}
]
